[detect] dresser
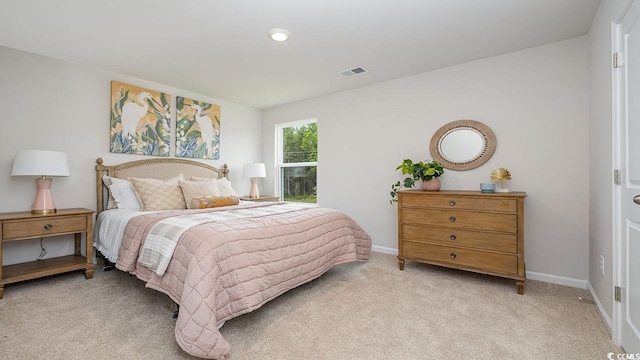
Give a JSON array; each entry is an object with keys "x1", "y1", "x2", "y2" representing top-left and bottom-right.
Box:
[{"x1": 397, "y1": 190, "x2": 527, "y2": 294}]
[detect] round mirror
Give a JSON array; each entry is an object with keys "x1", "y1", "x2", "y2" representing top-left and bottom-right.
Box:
[
  {"x1": 439, "y1": 129, "x2": 484, "y2": 163},
  {"x1": 430, "y1": 120, "x2": 496, "y2": 171}
]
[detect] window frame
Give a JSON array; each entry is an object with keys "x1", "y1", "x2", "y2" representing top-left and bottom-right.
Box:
[{"x1": 275, "y1": 118, "x2": 318, "y2": 202}]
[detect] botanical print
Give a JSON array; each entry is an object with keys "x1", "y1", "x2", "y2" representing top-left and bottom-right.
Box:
[
  {"x1": 110, "y1": 81, "x2": 171, "y2": 156},
  {"x1": 176, "y1": 96, "x2": 220, "y2": 159}
]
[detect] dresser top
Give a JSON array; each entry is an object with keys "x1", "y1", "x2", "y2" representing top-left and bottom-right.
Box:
[
  {"x1": 0, "y1": 208, "x2": 94, "y2": 221},
  {"x1": 398, "y1": 190, "x2": 527, "y2": 198}
]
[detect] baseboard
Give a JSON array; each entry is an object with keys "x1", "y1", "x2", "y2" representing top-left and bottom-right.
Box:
[
  {"x1": 525, "y1": 271, "x2": 587, "y2": 289},
  {"x1": 587, "y1": 281, "x2": 613, "y2": 334},
  {"x1": 371, "y1": 245, "x2": 398, "y2": 255},
  {"x1": 371, "y1": 247, "x2": 590, "y2": 290}
]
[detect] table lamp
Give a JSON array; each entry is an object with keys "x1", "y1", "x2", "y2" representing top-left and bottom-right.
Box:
[
  {"x1": 243, "y1": 163, "x2": 266, "y2": 198},
  {"x1": 11, "y1": 150, "x2": 70, "y2": 214}
]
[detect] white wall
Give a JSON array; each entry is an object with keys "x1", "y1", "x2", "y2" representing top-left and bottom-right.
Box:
[
  {"x1": 0, "y1": 34, "x2": 594, "y2": 286},
  {"x1": 0, "y1": 46, "x2": 263, "y2": 265},
  {"x1": 263, "y1": 37, "x2": 590, "y2": 281},
  {"x1": 588, "y1": 0, "x2": 629, "y2": 328}
]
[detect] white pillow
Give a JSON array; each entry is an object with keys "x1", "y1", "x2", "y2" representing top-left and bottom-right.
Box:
[
  {"x1": 190, "y1": 176, "x2": 238, "y2": 197},
  {"x1": 103, "y1": 176, "x2": 131, "y2": 209},
  {"x1": 110, "y1": 181, "x2": 142, "y2": 211}
]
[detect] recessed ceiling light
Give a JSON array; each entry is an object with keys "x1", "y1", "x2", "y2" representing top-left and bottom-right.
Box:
[{"x1": 268, "y1": 28, "x2": 291, "y2": 42}]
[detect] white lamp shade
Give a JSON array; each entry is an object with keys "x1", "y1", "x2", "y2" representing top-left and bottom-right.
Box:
[
  {"x1": 11, "y1": 150, "x2": 70, "y2": 177},
  {"x1": 243, "y1": 163, "x2": 266, "y2": 178}
]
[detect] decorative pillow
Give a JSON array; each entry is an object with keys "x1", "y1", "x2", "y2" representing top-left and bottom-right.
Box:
[
  {"x1": 179, "y1": 180, "x2": 221, "y2": 209},
  {"x1": 103, "y1": 176, "x2": 130, "y2": 209},
  {"x1": 217, "y1": 177, "x2": 239, "y2": 197},
  {"x1": 189, "y1": 195, "x2": 240, "y2": 209},
  {"x1": 129, "y1": 175, "x2": 186, "y2": 211},
  {"x1": 190, "y1": 176, "x2": 238, "y2": 197},
  {"x1": 110, "y1": 181, "x2": 141, "y2": 211}
]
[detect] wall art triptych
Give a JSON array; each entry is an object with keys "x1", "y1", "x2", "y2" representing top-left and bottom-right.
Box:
[{"x1": 109, "y1": 81, "x2": 221, "y2": 159}]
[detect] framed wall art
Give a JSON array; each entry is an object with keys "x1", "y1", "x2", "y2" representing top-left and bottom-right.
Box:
[
  {"x1": 110, "y1": 81, "x2": 171, "y2": 156},
  {"x1": 176, "y1": 96, "x2": 220, "y2": 159}
]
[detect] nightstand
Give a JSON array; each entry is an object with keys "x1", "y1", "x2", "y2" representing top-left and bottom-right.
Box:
[
  {"x1": 0, "y1": 208, "x2": 94, "y2": 299},
  {"x1": 239, "y1": 196, "x2": 281, "y2": 202}
]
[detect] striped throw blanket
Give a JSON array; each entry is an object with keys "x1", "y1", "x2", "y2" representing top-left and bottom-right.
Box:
[{"x1": 138, "y1": 203, "x2": 310, "y2": 275}]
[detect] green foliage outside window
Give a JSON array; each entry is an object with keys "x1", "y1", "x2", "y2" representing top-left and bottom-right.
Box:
[
  {"x1": 282, "y1": 123, "x2": 317, "y2": 203},
  {"x1": 283, "y1": 123, "x2": 317, "y2": 163}
]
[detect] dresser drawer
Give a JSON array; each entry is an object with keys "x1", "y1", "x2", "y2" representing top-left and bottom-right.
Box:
[
  {"x1": 401, "y1": 208, "x2": 517, "y2": 233},
  {"x1": 2, "y1": 216, "x2": 87, "y2": 240},
  {"x1": 402, "y1": 224, "x2": 517, "y2": 253},
  {"x1": 403, "y1": 241, "x2": 517, "y2": 275},
  {"x1": 401, "y1": 195, "x2": 516, "y2": 212}
]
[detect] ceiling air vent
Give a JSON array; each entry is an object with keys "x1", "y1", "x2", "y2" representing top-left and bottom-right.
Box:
[{"x1": 339, "y1": 67, "x2": 367, "y2": 77}]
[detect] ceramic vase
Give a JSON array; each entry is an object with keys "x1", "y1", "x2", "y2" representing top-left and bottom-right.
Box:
[{"x1": 422, "y1": 178, "x2": 441, "y2": 191}]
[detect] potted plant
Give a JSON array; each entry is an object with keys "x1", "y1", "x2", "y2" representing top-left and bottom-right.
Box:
[{"x1": 390, "y1": 159, "x2": 444, "y2": 204}]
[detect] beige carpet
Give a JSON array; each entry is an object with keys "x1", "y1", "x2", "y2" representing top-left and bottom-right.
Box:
[{"x1": 0, "y1": 252, "x2": 621, "y2": 360}]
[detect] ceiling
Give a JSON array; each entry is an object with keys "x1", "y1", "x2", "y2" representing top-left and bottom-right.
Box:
[{"x1": 0, "y1": 0, "x2": 601, "y2": 109}]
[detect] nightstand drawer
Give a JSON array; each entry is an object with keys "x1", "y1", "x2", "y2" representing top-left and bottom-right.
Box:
[{"x1": 3, "y1": 216, "x2": 87, "y2": 240}]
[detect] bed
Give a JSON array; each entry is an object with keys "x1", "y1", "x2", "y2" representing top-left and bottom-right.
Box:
[{"x1": 93, "y1": 157, "x2": 372, "y2": 359}]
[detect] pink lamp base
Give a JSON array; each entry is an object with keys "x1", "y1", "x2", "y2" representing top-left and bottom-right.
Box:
[
  {"x1": 32, "y1": 177, "x2": 57, "y2": 214},
  {"x1": 249, "y1": 178, "x2": 260, "y2": 198}
]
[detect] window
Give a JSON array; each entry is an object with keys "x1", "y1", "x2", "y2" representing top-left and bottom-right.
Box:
[{"x1": 276, "y1": 119, "x2": 317, "y2": 203}]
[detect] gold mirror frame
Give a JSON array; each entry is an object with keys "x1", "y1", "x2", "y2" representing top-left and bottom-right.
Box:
[{"x1": 429, "y1": 120, "x2": 496, "y2": 171}]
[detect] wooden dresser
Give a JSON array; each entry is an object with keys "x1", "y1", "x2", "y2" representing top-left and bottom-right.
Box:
[{"x1": 397, "y1": 190, "x2": 527, "y2": 294}]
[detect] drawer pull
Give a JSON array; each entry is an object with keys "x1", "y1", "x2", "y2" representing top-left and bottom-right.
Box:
[
  {"x1": 449, "y1": 216, "x2": 456, "y2": 222},
  {"x1": 44, "y1": 224, "x2": 53, "y2": 230},
  {"x1": 450, "y1": 253, "x2": 457, "y2": 259},
  {"x1": 450, "y1": 235, "x2": 456, "y2": 240},
  {"x1": 449, "y1": 201, "x2": 456, "y2": 206}
]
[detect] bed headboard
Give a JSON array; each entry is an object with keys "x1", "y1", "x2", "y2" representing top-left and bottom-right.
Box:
[{"x1": 95, "y1": 157, "x2": 229, "y2": 216}]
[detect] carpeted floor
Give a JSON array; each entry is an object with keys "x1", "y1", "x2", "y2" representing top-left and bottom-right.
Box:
[{"x1": 0, "y1": 252, "x2": 621, "y2": 360}]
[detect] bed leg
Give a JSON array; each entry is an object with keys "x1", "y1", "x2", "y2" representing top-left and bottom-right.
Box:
[
  {"x1": 96, "y1": 251, "x2": 114, "y2": 271},
  {"x1": 102, "y1": 261, "x2": 114, "y2": 271},
  {"x1": 173, "y1": 304, "x2": 180, "y2": 319}
]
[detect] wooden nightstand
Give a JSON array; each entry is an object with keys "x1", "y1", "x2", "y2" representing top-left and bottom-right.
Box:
[
  {"x1": 239, "y1": 196, "x2": 281, "y2": 202},
  {"x1": 0, "y1": 208, "x2": 95, "y2": 299}
]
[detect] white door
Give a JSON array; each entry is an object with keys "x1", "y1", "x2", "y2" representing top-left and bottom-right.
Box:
[{"x1": 616, "y1": 0, "x2": 640, "y2": 353}]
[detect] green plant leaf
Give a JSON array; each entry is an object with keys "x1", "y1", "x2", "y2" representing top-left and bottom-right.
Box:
[
  {"x1": 160, "y1": 93, "x2": 169, "y2": 108},
  {"x1": 194, "y1": 142, "x2": 206, "y2": 158},
  {"x1": 391, "y1": 159, "x2": 445, "y2": 204},
  {"x1": 119, "y1": 89, "x2": 129, "y2": 110}
]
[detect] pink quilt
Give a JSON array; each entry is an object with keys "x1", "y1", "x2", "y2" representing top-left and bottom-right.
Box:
[{"x1": 114, "y1": 202, "x2": 371, "y2": 359}]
